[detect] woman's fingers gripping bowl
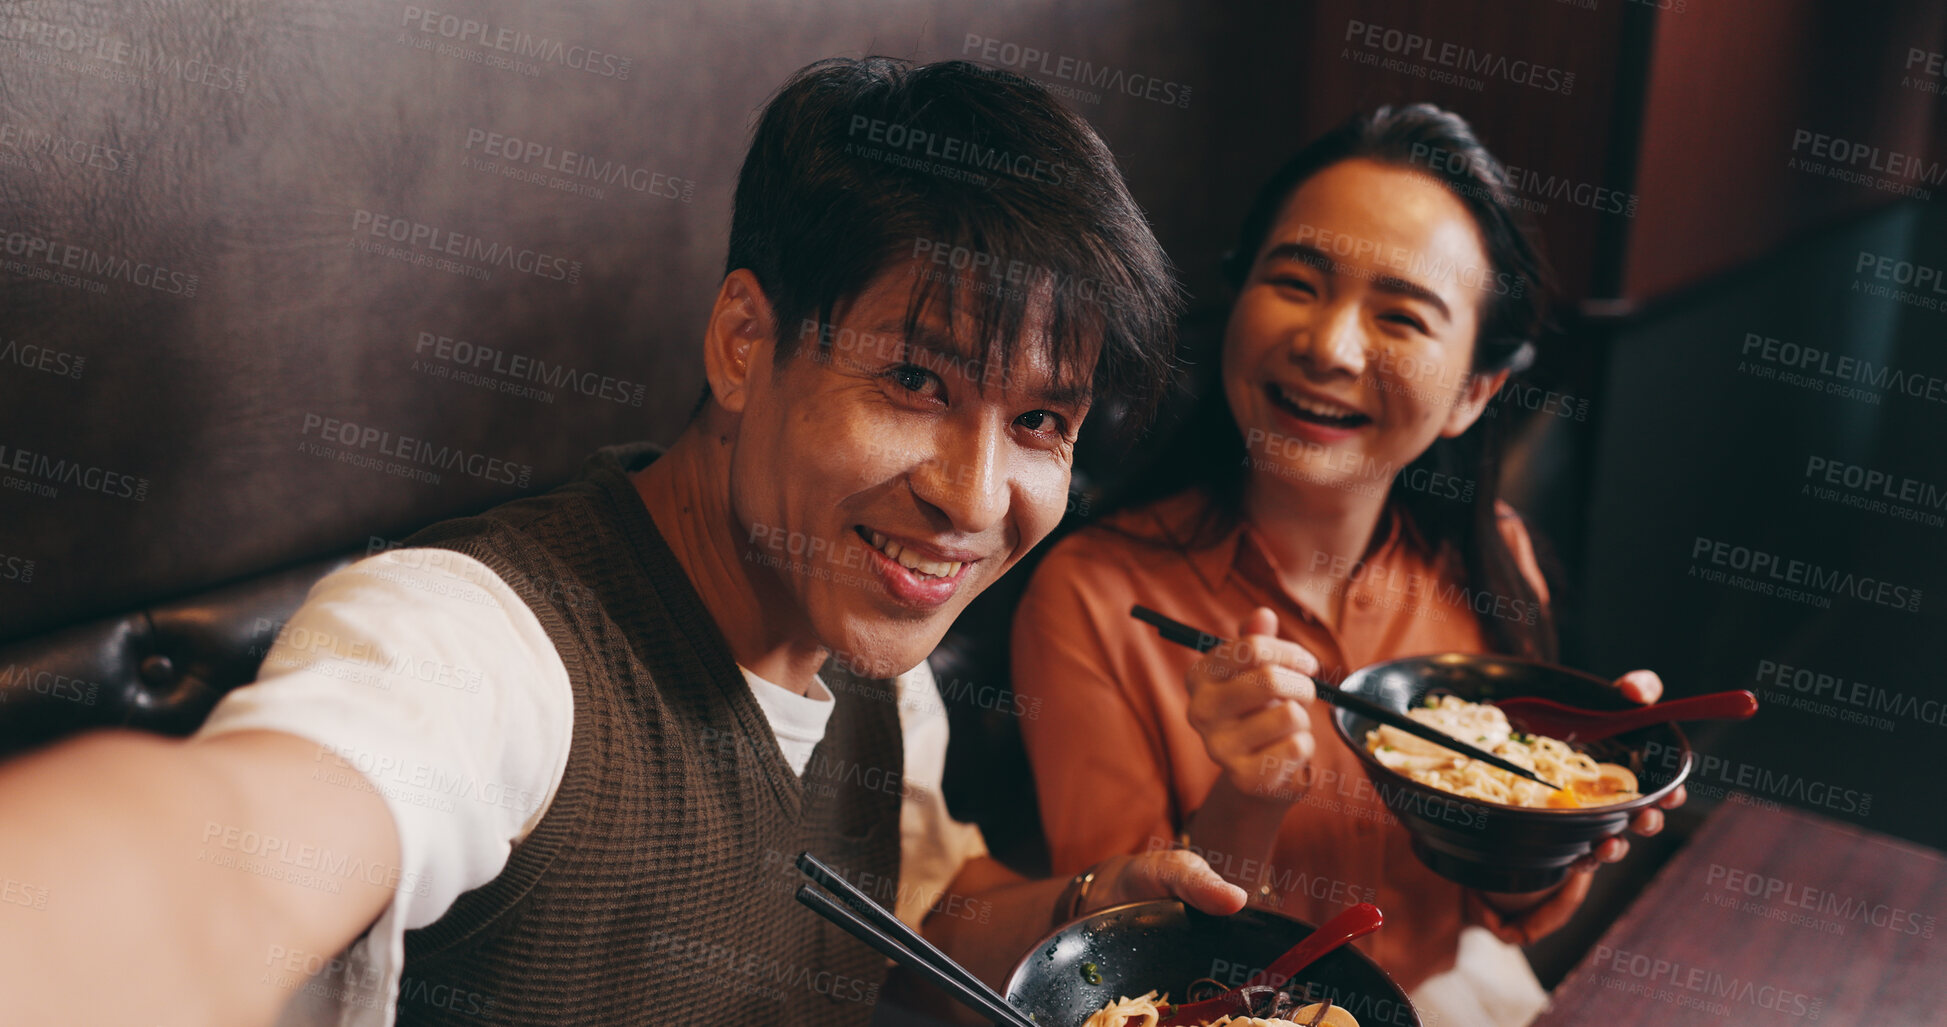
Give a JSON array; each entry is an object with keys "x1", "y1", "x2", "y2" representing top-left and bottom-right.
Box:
[{"x1": 1612, "y1": 669, "x2": 1663, "y2": 704}]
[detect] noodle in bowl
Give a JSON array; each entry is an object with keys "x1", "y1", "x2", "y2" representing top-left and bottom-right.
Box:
[
  {"x1": 1365, "y1": 695, "x2": 1640, "y2": 809},
  {"x1": 1330, "y1": 653, "x2": 1692, "y2": 894}
]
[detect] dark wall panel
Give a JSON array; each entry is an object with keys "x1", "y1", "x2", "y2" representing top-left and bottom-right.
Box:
[
  {"x1": 0, "y1": 0, "x2": 1225, "y2": 640},
  {"x1": 1626, "y1": 0, "x2": 1947, "y2": 299}
]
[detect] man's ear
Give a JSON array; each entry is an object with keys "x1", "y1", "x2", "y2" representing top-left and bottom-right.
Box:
[
  {"x1": 702, "y1": 269, "x2": 779, "y2": 415},
  {"x1": 1441, "y1": 366, "x2": 1511, "y2": 438}
]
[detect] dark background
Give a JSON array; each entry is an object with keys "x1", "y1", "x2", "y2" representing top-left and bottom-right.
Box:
[{"x1": 4, "y1": 0, "x2": 1945, "y2": 991}]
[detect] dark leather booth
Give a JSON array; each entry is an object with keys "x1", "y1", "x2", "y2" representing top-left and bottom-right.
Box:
[{"x1": 0, "y1": 555, "x2": 353, "y2": 755}]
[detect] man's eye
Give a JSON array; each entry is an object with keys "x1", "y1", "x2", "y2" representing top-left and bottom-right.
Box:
[
  {"x1": 888, "y1": 364, "x2": 944, "y2": 399},
  {"x1": 1016, "y1": 409, "x2": 1070, "y2": 438}
]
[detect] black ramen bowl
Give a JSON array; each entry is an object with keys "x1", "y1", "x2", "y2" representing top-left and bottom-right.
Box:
[
  {"x1": 1005, "y1": 900, "x2": 1419, "y2": 1027},
  {"x1": 1329, "y1": 653, "x2": 1693, "y2": 894}
]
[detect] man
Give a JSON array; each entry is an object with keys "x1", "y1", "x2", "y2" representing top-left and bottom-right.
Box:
[{"x1": 0, "y1": 57, "x2": 1243, "y2": 1025}]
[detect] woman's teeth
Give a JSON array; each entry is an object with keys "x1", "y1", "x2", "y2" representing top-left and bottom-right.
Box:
[
  {"x1": 867, "y1": 530, "x2": 963, "y2": 579},
  {"x1": 1294, "y1": 396, "x2": 1358, "y2": 418},
  {"x1": 1269, "y1": 384, "x2": 1367, "y2": 425}
]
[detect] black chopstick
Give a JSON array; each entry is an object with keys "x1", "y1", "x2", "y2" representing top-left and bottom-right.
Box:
[
  {"x1": 1130, "y1": 604, "x2": 1564, "y2": 791},
  {"x1": 795, "y1": 886, "x2": 1034, "y2": 1027},
  {"x1": 795, "y1": 852, "x2": 1036, "y2": 1027}
]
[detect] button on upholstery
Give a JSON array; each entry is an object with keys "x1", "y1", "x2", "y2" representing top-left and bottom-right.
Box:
[{"x1": 138, "y1": 653, "x2": 175, "y2": 686}]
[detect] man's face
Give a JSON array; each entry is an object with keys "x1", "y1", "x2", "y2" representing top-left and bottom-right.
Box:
[{"x1": 729, "y1": 261, "x2": 1093, "y2": 677}]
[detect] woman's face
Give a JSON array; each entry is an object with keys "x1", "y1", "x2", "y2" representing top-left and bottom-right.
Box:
[{"x1": 1223, "y1": 158, "x2": 1508, "y2": 502}]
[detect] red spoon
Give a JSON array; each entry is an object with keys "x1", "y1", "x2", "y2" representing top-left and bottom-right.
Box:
[
  {"x1": 1158, "y1": 903, "x2": 1383, "y2": 1026},
  {"x1": 1492, "y1": 690, "x2": 1759, "y2": 744}
]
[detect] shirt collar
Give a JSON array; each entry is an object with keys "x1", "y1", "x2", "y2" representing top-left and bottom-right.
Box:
[
  {"x1": 1165, "y1": 490, "x2": 1418, "y2": 597},
  {"x1": 1183, "y1": 491, "x2": 1417, "y2": 596},
  {"x1": 1125, "y1": 489, "x2": 1247, "y2": 597}
]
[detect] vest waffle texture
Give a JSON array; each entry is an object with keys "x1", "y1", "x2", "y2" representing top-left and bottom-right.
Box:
[{"x1": 392, "y1": 443, "x2": 903, "y2": 1025}]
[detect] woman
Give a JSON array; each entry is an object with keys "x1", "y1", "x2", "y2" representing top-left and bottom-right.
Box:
[{"x1": 1011, "y1": 105, "x2": 1685, "y2": 1024}]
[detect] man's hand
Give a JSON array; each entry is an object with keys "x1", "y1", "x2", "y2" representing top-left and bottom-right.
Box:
[
  {"x1": 918, "y1": 850, "x2": 1247, "y2": 997},
  {"x1": 1184, "y1": 607, "x2": 1321, "y2": 802},
  {"x1": 0, "y1": 729, "x2": 400, "y2": 1025},
  {"x1": 1087, "y1": 848, "x2": 1248, "y2": 917}
]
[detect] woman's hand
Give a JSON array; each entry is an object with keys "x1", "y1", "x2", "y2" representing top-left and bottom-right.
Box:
[
  {"x1": 1087, "y1": 848, "x2": 1249, "y2": 917},
  {"x1": 1586, "y1": 669, "x2": 1689, "y2": 865},
  {"x1": 1184, "y1": 607, "x2": 1321, "y2": 802},
  {"x1": 1472, "y1": 669, "x2": 1691, "y2": 944},
  {"x1": 1468, "y1": 872, "x2": 1593, "y2": 946}
]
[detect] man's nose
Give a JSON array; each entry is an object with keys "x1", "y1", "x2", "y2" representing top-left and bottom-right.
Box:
[{"x1": 911, "y1": 418, "x2": 1010, "y2": 537}]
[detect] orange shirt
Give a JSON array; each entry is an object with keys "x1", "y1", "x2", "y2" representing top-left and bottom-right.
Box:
[{"x1": 1012, "y1": 489, "x2": 1550, "y2": 992}]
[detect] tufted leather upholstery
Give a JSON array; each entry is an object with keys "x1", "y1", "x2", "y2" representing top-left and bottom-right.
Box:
[{"x1": 0, "y1": 554, "x2": 353, "y2": 758}]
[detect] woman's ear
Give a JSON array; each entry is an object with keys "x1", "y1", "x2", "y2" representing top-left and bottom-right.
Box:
[
  {"x1": 1441, "y1": 366, "x2": 1511, "y2": 438},
  {"x1": 701, "y1": 269, "x2": 778, "y2": 415}
]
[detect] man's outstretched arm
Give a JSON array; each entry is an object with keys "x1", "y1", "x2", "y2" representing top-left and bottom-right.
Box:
[{"x1": 0, "y1": 728, "x2": 401, "y2": 1026}]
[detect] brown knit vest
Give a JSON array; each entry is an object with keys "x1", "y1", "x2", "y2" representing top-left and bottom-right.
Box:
[{"x1": 391, "y1": 443, "x2": 903, "y2": 1025}]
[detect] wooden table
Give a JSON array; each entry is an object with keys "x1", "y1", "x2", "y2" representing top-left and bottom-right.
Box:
[{"x1": 1533, "y1": 796, "x2": 1947, "y2": 1025}]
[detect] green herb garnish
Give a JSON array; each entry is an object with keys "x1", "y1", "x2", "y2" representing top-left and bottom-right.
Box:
[{"x1": 1080, "y1": 961, "x2": 1102, "y2": 985}]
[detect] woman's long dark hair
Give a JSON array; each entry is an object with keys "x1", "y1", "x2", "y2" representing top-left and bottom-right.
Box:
[{"x1": 1108, "y1": 104, "x2": 1558, "y2": 661}]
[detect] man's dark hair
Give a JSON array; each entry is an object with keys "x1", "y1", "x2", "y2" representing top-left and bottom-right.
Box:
[{"x1": 700, "y1": 56, "x2": 1181, "y2": 436}]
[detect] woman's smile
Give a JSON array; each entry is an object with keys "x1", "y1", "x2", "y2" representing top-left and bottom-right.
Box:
[{"x1": 1263, "y1": 380, "x2": 1374, "y2": 443}]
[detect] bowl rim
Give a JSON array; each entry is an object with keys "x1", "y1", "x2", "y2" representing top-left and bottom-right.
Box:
[
  {"x1": 1002, "y1": 898, "x2": 1416, "y2": 1015},
  {"x1": 1326, "y1": 652, "x2": 1695, "y2": 817}
]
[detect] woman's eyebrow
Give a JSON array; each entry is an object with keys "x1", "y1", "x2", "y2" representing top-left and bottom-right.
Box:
[
  {"x1": 1369, "y1": 274, "x2": 1452, "y2": 323},
  {"x1": 1263, "y1": 241, "x2": 1335, "y2": 273},
  {"x1": 1262, "y1": 242, "x2": 1452, "y2": 323}
]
